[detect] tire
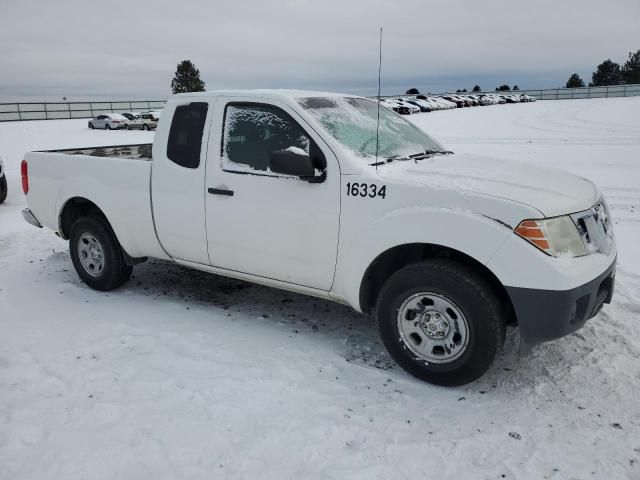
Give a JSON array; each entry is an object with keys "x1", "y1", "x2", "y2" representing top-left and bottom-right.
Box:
[
  {"x1": 142, "y1": 124, "x2": 149, "y2": 131},
  {"x1": 69, "y1": 216, "x2": 133, "y2": 291},
  {"x1": 375, "y1": 259, "x2": 506, "y2": 386},
  {"x1": 89, "y1": 123, "x2": 94, "y2": 129},
  {"x1": 105, "y1": 124, "x2": 111, "y2": 130},
  {"x1": 0, "y1": 175, "x2": 7, "y2": 204}
]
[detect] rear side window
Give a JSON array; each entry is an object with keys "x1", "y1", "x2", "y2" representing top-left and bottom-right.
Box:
[{"x1": 167, "y1": 102, "x2": 208, "y2": 169}]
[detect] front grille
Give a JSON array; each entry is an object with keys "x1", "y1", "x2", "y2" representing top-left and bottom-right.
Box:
[{"x1": 571, "y1": 199, "x2": 614, "y2": 255}]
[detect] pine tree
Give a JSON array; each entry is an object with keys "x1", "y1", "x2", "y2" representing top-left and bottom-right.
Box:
[
  {"x1": 472, "y1": 85, "x2": 481, "y2": 92},
  {"x1": 590, "y1": 59, "x2": 623, "y2": 86},
  {"x1": 496, "y1": 84, "x2": 511, "y2": 91},
  {"x1": 171, "y1": 60, "x2": 206, "y2": 94},
  {"x1": 622, "y1": 49, "x2": 640, "y2": 84},
  {"x1": 406, "y1": 88, "x2": 419, "y2": 95},
  {"x1": 513, "y1": 85, "x2": 519, "y2": 91},
  {"x1": 565, "y1": 73, "x2": 585, "y2": 88}
]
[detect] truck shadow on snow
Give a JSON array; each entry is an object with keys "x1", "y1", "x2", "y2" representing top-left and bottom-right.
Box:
[{"x1": 48, "y1": 253, "x2": 595, "y2": 389}]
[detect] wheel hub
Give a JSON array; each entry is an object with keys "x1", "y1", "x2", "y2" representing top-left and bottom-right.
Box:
[
  {"x1": 396, "y1": 292, "x2": 470, "y2": 364},
  {"x1": 78, "y1": 233, "x2": 105, "y2": 277},
  {"x1": 420, "y1": 311, "x2": 450, "y2": 338}
]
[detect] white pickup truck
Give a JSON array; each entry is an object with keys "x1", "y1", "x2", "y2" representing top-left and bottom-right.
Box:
[{"x1": 21, "y1": 90, "x2": 616, "y2": 386}]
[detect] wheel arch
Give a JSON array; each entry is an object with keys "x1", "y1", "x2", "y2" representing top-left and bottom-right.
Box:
[
  {"x1": 58, "y1": 197, "x2": 113, "y2": 240},
  {"x1": 358, "y1": 242, "x2": 515, "y2": 324}
]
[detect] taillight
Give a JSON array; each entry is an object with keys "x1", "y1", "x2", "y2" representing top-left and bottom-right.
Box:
[{"x1": 21, "y1": 159, "x2": 28, "y2": 194}]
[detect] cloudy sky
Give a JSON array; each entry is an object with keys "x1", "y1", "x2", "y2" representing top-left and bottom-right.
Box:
[{"x1": 1, "y1": 0, "x2": 639, "y2": 100}]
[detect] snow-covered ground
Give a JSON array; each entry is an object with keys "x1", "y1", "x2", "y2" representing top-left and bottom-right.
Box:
[{"x1": 1, "y1": 98, "x2": 639, "y2": 479}]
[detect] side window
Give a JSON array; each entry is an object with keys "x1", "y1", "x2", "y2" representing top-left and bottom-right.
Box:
[
  {"x1": 167, "y1": 102, "x2": 208, "y2": 169},
  {"x1": 222, "y1": 103, "x2": 324, "y2": 174}
]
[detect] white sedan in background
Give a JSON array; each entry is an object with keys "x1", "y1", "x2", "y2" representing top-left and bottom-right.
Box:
[{"x1": 88, "y1": 113, "x2": 128, "y2": 130}]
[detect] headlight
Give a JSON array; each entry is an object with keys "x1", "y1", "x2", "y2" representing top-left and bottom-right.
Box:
[{"x1": 515, "y1": 216, "x2": 587, "y2": 257}]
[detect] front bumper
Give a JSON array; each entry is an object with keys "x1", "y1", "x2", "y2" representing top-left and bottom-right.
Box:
[{"x1": 506, "y1": 257, "x2": 615, "y2": 345}]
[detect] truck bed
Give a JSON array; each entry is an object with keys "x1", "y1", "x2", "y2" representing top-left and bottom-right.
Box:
[
  {"x1": 23, "y1": 144, "x2": 167, "y2": 260},
  {"x1": 39, "y1": 143, "x2": 152, "y2": 160}
]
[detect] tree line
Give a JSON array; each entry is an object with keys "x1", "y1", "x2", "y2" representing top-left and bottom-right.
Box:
[
  {"x1": 406, "y1": 84, "x2": 520, "y2": 95},
  {"x1": 173, "y1": 52, "x2": 640, "y2": 98},
  {"x1": 406, "y1": 48, "x2": 640, "y2": 95},
  {"x1": 566, "y1": 49, "x2": 640, "y2": 88}
]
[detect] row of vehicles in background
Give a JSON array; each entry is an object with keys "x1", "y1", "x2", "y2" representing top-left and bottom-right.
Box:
[
  {"x1": 382, "y1": 93, "x2": 536, "y2": 114},
  {"x1": 86, "y1": 91, "x2": 534, "y2": 129},
  {"x1": 88, "y1": 111, "x2": 162, "y2": 130}
]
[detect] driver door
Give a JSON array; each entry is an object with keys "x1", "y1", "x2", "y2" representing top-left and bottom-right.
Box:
[{"x1": 204, "y1": 98, "x2": 340, "y2": 291}]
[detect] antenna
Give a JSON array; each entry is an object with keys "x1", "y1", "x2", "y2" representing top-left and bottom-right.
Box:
[{"x1": 375, "y1": 26, "x2": 383, "y2": 171}]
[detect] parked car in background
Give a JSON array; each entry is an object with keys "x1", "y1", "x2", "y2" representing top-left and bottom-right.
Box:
[
  {"x1": 500, "y1": 95, "x2": 519, "y2": 104},
  {"x1": 88, "y1": 114, "x2": 128, "y2": 130},
  {"x1": 475, "y1": 95, "x2": 494, "y2": 106},
  {"x1": 430, "y1": 97, "x2": 457, "y2": 109},
  {"x1": 441, "y1": 95, "x2": 465, "y2": 108},
  {"x1": 122, "y1": 112, "x2": 157, "y2": 131},
  {"x1": 462, "y1": 95, "x2": 480, "y2": 106},
  {"x1": 392, "y1": 99, "x2": 420, "y2": 114},
  {"x1": 405, "y1": 99, "x2": 431, "y2": 112},
  {"x1": 381, "y1": 99, "x2": 411, "y2": 115},
  {"x1": 121, "y1": 112, "x2": 144, "y2": 129},
  {"x1": 0, "y1": 158, "x2": 7, "y2": 204},
  {"x1": 136, "y1": 112, "x2": 160, "y2": 130},
  {"x1": 520, "y1": 94, "x2": 536, "y2": 102}
]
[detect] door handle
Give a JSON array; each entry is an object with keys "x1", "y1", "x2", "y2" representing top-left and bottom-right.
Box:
[{"x1": 208, "y1": 187, "x2": 234, "y2": 196}]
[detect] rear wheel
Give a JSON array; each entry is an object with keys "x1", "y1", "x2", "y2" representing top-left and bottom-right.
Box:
[
  {"x1": 142, "y1": 124, "x2": 149, "y2": 130},
  {"x1": 69, "y1": 216, "x2": 132, "y2": 291},
  {"x1": 105, "y1": 124, "x2": 111, "y2": 130},
  {"x1": 375, "y1": 259, "x2": 506, "y2": 386},
  {"x1": 0, "y1": 176, "x2": 7, "y2": 204},
  {"x1": 89, "y1": 122, "x2": 94, "y2": 129}
]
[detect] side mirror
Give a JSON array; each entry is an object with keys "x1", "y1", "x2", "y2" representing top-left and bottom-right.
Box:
[{"x1": 269, "y1": 150, "x2": 318, "y2": 180}]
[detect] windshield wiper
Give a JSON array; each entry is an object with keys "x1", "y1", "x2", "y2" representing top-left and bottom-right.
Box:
[
  {"x1": 370, "y1": 156, "x2": 397, "y2": 166},
  {"x1": 408, "y1": 149, "x2": 454, "y2": 161},
  {"x1": 369, "y1": 149, "x2": 453, "y2": 166}
]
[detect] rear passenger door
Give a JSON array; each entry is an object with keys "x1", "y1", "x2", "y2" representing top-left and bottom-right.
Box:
[
  {"x1": 204, "y1": 98, "x2": 340, "y2": 291},
  {"x1": 151, "y1": 100, "x2": 213, "y2": 264}
]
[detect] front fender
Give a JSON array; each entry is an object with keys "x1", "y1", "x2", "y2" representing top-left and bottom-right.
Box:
[{"x1": 331, "y1": 206, "x2": 513, "y2": 311}]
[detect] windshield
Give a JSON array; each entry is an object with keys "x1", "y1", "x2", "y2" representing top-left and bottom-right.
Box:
[{"x1": 297, "y1": 97, "x2": 445, "y2": 161}]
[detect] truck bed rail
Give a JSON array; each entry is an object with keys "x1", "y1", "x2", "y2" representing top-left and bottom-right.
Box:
[{"x1": 38, "y1": 143, "x2": 152, "y2": 160}]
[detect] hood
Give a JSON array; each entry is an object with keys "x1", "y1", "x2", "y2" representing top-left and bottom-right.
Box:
[{"x1": 377, "y1": 153, "x2": 599, "y2": 217}]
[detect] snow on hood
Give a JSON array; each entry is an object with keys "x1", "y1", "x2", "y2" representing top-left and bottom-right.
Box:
[{"x1": 377, "y1": 152, "x2": 599, "y2": 218}]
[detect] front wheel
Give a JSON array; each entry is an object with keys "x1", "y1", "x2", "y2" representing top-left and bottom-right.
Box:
[
  {"x1": 0, "y1": 175, "x2": 7, "y2": 204},
  {"x1": 69, "y1": 216, "x2": 132, "y2": 291},
  {"x1": 105, "y1": 124, "x2": 111, "y2": 130},
  {"x1": 142, "y1": 124, "x2": 149, "y2": 131},
  {"x1": 375, "y1": 259, "x2": 506, "y2": 386}
]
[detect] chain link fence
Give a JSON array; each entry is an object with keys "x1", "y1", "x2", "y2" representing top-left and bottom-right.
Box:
[
  {"x1": 431, "y1": 83, "x2": 640, "y2": 100},
  {"x1": 0, "y1": 100, "x2": 166, "y2": 122},
  {"x1": 1, "y1": 84, "x2": 639, "y2": 122}
]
